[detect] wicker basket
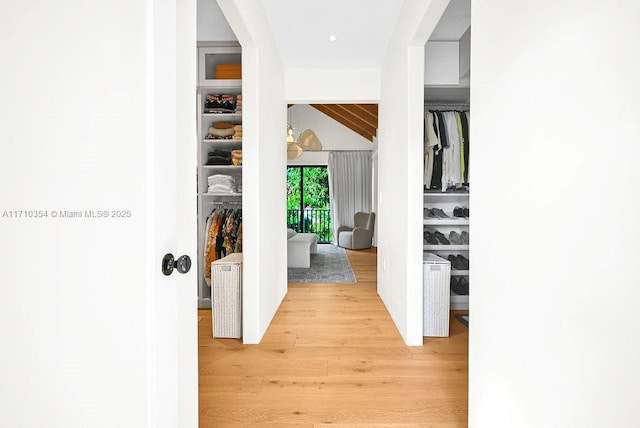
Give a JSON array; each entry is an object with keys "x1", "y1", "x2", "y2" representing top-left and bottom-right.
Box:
[
  {"x1": 423, "y1": 253, "x2": 451, "y2": 337},
  {"x1": 211, "y1": 253, "x2": 243, "y2": 338}
]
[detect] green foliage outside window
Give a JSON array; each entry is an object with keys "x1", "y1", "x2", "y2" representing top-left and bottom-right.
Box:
[{"x1": 287, "y1": 166, "x2": 332, "y2": 242}]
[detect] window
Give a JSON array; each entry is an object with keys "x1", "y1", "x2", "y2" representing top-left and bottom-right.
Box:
[{"x1": 286, "y1": 166, "x2": 332, "y2": 243}]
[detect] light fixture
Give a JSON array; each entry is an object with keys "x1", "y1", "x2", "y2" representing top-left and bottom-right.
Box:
[
  {"x1": 328, "y1": 35, "x2": 337, "y2": 42},
  {"x1": 286, "y1": 107, "x2": 322, "y2": 160}
]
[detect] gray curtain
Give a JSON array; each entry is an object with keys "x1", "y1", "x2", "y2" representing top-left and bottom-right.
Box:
[{"x1": 327, "y1": 151, "x2": 373, "y2": 244}]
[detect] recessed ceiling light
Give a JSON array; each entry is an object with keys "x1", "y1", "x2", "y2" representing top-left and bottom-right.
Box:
[{"x1": 328, "y1": 35, "x2": 337, "y2": 42}]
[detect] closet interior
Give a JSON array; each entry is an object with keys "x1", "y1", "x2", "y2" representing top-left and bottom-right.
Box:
[
  {"x1": 423, "y1": 103, "x2": 470, "y2": 311},
  {"x1": 197, "y1": 43, "x2": 243, "y2": 308}
]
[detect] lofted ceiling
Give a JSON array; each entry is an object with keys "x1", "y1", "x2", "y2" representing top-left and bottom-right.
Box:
[{"x1": 310, "y1": 104, "x2": 378, "y2": 142}]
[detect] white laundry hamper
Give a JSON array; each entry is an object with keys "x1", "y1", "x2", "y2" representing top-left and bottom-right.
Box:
[
  {"x1": 211, "y1": 253, "x2": 243, "y2": 338},
  {"x1": 423, "y1": 253, "x2": 451, "y2": 337}
]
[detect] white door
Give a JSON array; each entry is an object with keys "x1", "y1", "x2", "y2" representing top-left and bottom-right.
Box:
[{"x1": 0, "y1": 1, "x2": 198, "y2": 427}]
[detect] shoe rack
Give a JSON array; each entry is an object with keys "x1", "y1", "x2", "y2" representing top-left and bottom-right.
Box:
[{"x1": 423, "y1": 190, "x2": 469, "y2": 310}]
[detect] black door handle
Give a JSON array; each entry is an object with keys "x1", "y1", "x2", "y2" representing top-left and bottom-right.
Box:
[{"x1": 162, "y1": 253, "x2": 192, "y2": 276}]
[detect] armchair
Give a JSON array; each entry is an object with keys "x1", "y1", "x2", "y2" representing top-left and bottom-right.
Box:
[{"x1": 337, "y1": 212, "x2": 375, "y2": 250}]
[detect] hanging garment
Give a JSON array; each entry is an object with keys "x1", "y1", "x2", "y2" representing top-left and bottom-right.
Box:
[
  {"x1": 457, "y1": 113, "x2": 465, "y2": 184},
  {"x1": 424, "y1": 111, "x2": 441, "y2": 188},
  {"x1": 461, "y1": 112, "x2": 470, "y2": 184},
  {"x1": 441, "y1": 111, "x2": 462, "y2": 190}
]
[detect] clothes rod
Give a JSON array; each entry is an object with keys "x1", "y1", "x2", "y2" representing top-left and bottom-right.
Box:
[
  {"x1": 424, "y1": 103, "x2": 470, "y2": 109},
  {"x1": 210, "y1": 200, "x2": 242, "y2": 205}
]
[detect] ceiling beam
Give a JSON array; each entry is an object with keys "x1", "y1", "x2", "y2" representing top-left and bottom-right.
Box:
[{"x1": 311, "y1": 104, "x2": 377, "y2": 142}]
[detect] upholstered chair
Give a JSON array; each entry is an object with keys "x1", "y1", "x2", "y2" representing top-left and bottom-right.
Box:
[{"x1": 337, "y1": 212, "x2": 375, "y2": 250}]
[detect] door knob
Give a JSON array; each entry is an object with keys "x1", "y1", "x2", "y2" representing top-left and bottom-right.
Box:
[{"x1": 162, "y1": 253, "x2": 192, "y2": 276}]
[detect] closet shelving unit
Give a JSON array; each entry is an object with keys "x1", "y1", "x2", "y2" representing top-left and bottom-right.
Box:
[
  {"x1": 197, "y1": 43, "x2": 242, "y2": 308},
  {"x1": 423, "y1": 102, "x2": 470, "y2": 310},
  {"x1": 423, "y1": 191, "x2": 469, "y2": 310}
]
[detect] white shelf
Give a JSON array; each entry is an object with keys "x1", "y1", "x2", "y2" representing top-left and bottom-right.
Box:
[
  {"x1": 423, "y1": 192, "x2": 469, "y2": 197},
  {"x1": 450, "y1": 293, "x2": 469, "y2": 310},
  {"x1": 203, "y1": 139, "x2": 242, "y2": 144},
  {"x1": 202, "y1": 112, "x2": 242, "y2": 119},
  {"x1": 423, "y1": 244, "x2": 469, "y2": 251},
  {"x1": 202, "y1": 138, "x2": 242, "y2": 146},
  {"x1": 202, "y1": 165, "x2": 242, "y2": 170},
  {"x1": 200, "y1": 192, "x2": 242, "y2": 197},
  {"x1": 200, "y1": 79, "x2": 242, "y2": 89},
  {"x1": 423, "y1": 218, "x2": 469, "y2": 225},
  {"x1": 450, "y1": 270, "x2": 470, "y2": 276}
]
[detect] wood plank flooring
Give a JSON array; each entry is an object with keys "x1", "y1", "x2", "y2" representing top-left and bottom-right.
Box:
[{"x1": 199, "y1": 247, "x2": 468, "y2": 427}]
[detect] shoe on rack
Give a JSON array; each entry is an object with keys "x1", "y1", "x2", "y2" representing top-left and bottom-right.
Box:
[
  {"x1": 424, "y1": 231, "x2": 439, "y2": 245},
  {"x1": 449, "y1": 231, "x2": 463, "y2": 245},
  {"x1": 433, "y1": 231, "x2": 450, "y2": 245},
  {"x1": 453, "y1": 276, "x2": 469, "y2": 295},
  {"x1": 462, "y1": 206, "x2": 469, "y2": 217},
  {"x1": 460, "y1": 231, "x2": 469, "y2": 244},
  {"x1": 431, "y1": 208, "x2": 450, "y2": 219},
  {"x1": 447, "y1": 254, "x2": 464, "y2": 270},
  {"x1": 453, "y1": 206, "x2": 464, "y2": 218},
  {"x1": 450, "y1": 276, "x2": 459, "y2": 291},
  {"x1": 456, "y1": 254, "x2": 469, "y2": 270},
  {"x1": 424, "y1": 208, "x2": 438, "y2": 218}
]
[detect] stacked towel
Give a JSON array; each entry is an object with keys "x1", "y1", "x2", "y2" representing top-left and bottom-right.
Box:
[
  {"x1": 206, "y1": 150, "x2": 231, "y2": 165},
  {"x1": 231, "y1": 150, "x2": 242, "y2": 166},
  {"x1": 207, "y1": 174, "x2": 236, "y2": 194},
  {"x1": 233, "y1": 124, "x2": 242, "y2": 140}
]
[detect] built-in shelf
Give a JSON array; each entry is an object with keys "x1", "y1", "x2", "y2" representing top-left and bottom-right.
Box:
[
  {"x1": 423, "y1": 192, "x2": 469, "y2": 196},
  {"x1": 200, "y1": 193, "x2": 242, "y2": 197},
  {"x1": 450, "y1": 293, "x2": 469, "y2": 310},
  {"x1": 202, "y1": 165, "x2": 242, "y2": 170},
  {"x1": 203, "y1": 139, "x2": 242, "y2": 144},
  {"x1": 423, "y1": 244, "x2": 469, "y2": 251},
  {"x1": 202, "y1": 112, "x2": 242, "y2": 118},
  {"x1": 200, "y1": 79, "x2": 242, "y2": 89},
  {"x1": 423, "y1": 219, "x2": 469, "y2": 225}
]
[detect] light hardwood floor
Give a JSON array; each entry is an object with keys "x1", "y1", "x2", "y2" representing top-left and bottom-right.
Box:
[{"x1": 199, "y1": 247, "x2": 468, "y2": 427}]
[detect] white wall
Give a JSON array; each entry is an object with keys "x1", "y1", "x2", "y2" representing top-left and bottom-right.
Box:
[
  {"x1": 378, "y1": 0, "x2": 450, "y2": 346},
  {"x1": 198, "y1": 0, "x2": 237, "y2": 41},
  {"x1": 287, "y1": 104, "x2": 373, "y2": 166},
  {"x1": 217, "y1": 0, "x2": 287, "y2": 344},
  {"x1": 470, "y1": 1, "x2": 640, "y2": 426},
  {"x1": 286, "y1": 69, "x2": 380, "y2": 103},
  {"x1": 425, "y1": 41, "x2": 460, "y2": 85}
]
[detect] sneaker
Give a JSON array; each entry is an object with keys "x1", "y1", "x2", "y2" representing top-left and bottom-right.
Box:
[
  {"x1": 431, "y1": 208, "x2": 450, "y2": 219},
  {"x1": 434, "y1": 231, "x2": 450, "y2": 245},
  {"x1": 424, "y1": 231, "x2": 439, "y2": 245},
  {"x1": 449, "y1": 231, "x2": 463, "y2": 245}
]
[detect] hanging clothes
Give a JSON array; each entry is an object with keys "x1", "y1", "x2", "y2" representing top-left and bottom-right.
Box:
[
  {"x1": 424, "y1": 111, "x2": 441, "y2": 188},
  {"x1": 203, "y1": 206, "x2": 243, "y2": 285},
  {"x1": 424, "y1": 108, "x2": 470, "y2": 191}
]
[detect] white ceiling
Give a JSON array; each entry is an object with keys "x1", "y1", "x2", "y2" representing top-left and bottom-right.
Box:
[
  {"x1": 261, "y1": 0, "x2": 470, "y2": 69},
  {"x1": 262, "y1": 0, "x2": 404, "y2": 69},
  {"x1": 429, "y1": 0, "x2": 471, "y2": 41}
]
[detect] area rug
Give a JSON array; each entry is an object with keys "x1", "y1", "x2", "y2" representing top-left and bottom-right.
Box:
[{"x1": 288, "y1": 244, "x2": 356, "y2": 283}]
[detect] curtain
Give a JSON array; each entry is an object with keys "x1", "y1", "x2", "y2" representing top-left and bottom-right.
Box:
[{"x1": 327, "y1": 151, "x2": 373, "y2": 244}]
